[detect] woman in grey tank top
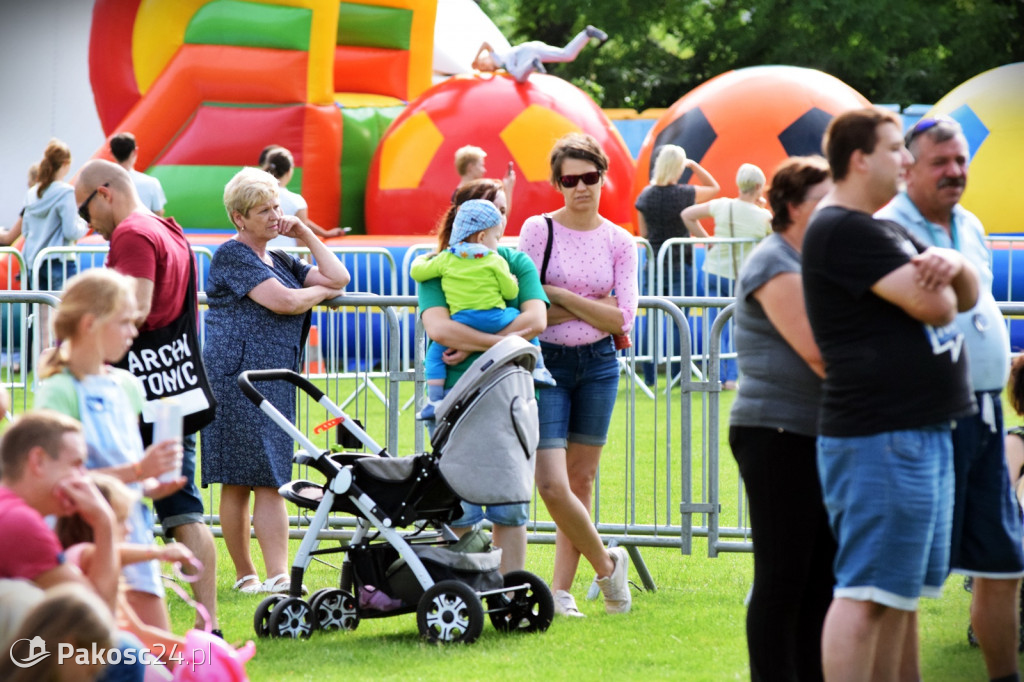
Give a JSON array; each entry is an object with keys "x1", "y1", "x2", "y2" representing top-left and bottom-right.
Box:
[{"x1": 728, "y1": 157, "x2": 834, "y2": 682}]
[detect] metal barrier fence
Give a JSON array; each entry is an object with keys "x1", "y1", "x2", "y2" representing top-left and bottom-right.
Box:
[
  {"x1": 5, "y1": 240, "x2": 1022, "y2": 567},
  {"x1": 0, "y1": 290, "x2": 738, "y2": 587}
]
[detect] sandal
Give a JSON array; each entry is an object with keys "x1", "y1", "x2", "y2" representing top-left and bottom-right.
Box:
[
  {"x1": 232, "y1": 575, "x2": 261, "y2": 594},
  {"x1": 261, "y1": 573, "x2": 308, "y2": 595}
]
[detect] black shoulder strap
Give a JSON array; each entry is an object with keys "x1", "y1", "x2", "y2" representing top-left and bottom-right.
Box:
[{"x1": 540, "y1": 214, "x2": 554, "y2": 285}]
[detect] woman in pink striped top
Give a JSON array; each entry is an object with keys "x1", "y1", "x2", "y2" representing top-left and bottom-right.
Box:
[{"x1": 518, "y1": 133, "x2": 639, "y2": 616}]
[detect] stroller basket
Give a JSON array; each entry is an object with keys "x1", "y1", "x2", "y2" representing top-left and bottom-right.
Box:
[{"x1": 349, "y1": 539, "x2": 503, "y2": 608}]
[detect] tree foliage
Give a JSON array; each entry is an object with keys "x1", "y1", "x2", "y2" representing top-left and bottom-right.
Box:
[{"x1": 479, "y1": 0, "x2": 1024, "y2": 109}]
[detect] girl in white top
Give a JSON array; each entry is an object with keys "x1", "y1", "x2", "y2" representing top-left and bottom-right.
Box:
[
  {"x1": 35, "y1": 268, "x2": 185, "y2": 632},
  {"x1": 261, "y1": 147, "x2": 344, "y2": 247}
]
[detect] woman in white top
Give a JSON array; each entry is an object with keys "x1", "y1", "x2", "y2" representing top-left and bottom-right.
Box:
[
  {"x1": 682, "y1": 163, "x2": 771, "y2": 389},
  {"x1": 261, "y1": 147, "x2": 344, "y2": 247}
]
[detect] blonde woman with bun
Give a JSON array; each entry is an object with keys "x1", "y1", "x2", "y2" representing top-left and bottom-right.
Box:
[{"x1": 683, "y1": 162, "x2": 772, "y2": 389}]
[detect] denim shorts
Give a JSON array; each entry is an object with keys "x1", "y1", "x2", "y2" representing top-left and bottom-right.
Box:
[
  {"x1": 537, "y1": 337, "x2": 620, "y2": 450},
  {"x1": 449, "y1": 501, "x2": 530, "y2": 528},
  {"x1": 153, "y1": 432, "x2": 205, "y2": 534},
  {"x1": 817, "y1": 424, "x2": 954, "y2": 610},
  {"x1": 950, "y1": 393, "x2": 1024, "y2": 577}
]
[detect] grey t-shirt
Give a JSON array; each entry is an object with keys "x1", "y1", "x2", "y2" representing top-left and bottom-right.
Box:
[{"x1": 729, "y1": 233, "x2": 822, "y2": 436}]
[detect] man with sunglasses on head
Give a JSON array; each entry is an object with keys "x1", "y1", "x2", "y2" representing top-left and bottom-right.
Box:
[
  {"x1": 803, "y1": 108, "x2": 979, "y2": 681},
  {"x1": 877, "y1": 115, "x2": 1024, "y2": 682},
  {"x1": 74, "y1": 159, "x2": 220, "y2": 638}
]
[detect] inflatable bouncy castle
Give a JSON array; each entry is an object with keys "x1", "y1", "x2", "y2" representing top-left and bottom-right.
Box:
[{"x1": 87, "y1": 0, "x2": 436, "y2": 237}]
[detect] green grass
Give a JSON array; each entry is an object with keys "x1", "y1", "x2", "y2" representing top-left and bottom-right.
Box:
[
  {"x1": 9, "y1": 371, "x2": 1016, "y2": 680},
  {"x1": 171, "y1": 538, "x2": 991, "y2": 681}
]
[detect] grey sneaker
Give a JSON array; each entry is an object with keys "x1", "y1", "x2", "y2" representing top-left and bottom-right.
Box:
[
  {"x1": 553, "y1": 589, "x2": 586, "y2": 618},
  {"x1": 595, "y1": 547, "x2": 631, "y2": 614},
  {"x1": 585, "y1": 25, "x2": 608, "y2": 43}
]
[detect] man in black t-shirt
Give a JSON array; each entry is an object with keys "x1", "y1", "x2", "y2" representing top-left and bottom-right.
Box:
[{"x1": 802, "y1": 108, "x2": 978, "y2": 681}]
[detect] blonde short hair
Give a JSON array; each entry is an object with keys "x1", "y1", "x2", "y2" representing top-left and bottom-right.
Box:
[
  {"x1": 736, "y1": 163, "x2": 766, "y2": 194},
  {"x1": 454, "y1": 146, "x2": 486, "y2": 176},
  {"x1": 224, "y1": 167, "x2": 279, "y2": 227},
  {"x1": 651, "y1": 145, "x2": 687, "y2": 186}
]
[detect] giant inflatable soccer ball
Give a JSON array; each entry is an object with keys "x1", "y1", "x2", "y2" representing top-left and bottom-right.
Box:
[
  {"x1": 633, "y1": 65, "x2": 871, "y2": 233},
  {"x1": 365, "y1": 73, "x2": 636, "y2": 237}
]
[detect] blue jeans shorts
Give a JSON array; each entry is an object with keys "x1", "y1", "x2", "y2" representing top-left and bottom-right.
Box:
[
  {"x1": 950, "y1": 393, "x2": 1024, "y2": 577},
  {"x1": 538, "y1": 337, "x2": 620, "y2": 450},
  {"x1": 449, "y1": 501, "x2": 530, "y2": 529},
  {"x1": 154, "y1": 432, "x2": 205, "y2": 534},
  {"x1": 817, "y1": 424, "x2": 954, "y2": 610}
]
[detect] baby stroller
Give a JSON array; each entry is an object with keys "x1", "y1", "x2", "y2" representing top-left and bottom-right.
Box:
[{"x1": 241, "y1": 336, "x2": 554, "y2": 643}]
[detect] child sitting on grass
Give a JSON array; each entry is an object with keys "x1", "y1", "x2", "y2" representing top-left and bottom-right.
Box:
[{"x1": 411, "y1": 199, "x2": 553, "y2": 419}]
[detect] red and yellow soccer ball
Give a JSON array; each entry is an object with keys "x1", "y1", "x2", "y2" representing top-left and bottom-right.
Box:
[
  {"x1": 365, "y1": 73, "x2": 636, "y2": 237},
  {"x1": 633, "y1": 65, "x2": 871, "y2": 234}
]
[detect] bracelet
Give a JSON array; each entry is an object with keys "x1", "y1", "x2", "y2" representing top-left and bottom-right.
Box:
[{"x1": 133, "y1": 461, "x2": 143, "y2": 481}]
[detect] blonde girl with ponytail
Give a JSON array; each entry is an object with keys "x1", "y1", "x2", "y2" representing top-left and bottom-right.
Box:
[{"x1": 36, "y1": 268, "x2": 188, "y2": 632}]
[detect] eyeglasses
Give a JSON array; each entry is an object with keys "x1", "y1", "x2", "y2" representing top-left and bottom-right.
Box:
[
  {"x1": 559, "y1": 171, "x2": 602, "y2": 188},
  {"x1": 905, "y1": 115, "x2": 960, "y2": 146},
  {"x1": 77, "y1": 183, "x2": 110, "y2": 223}
]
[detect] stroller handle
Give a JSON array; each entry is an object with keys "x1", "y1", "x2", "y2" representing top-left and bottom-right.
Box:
[{"x1": 237, "y1": 369, "x2": 325, "y2": 406}]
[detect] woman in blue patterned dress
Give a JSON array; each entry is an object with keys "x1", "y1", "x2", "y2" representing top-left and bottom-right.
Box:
[{"x1": 201, "y1": 167, "x2": 349, "y2": 595}]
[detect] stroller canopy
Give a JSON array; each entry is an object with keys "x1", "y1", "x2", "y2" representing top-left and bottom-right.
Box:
[{"x1": 432, "y1": 336, "x2": 540, "y2": 506}]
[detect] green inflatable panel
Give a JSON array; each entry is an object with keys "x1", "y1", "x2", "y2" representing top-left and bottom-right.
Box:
[
  {"x1": 186, "y1": 0, "x2": 312, "y2": 52},
  {"x1": 337, "y1": 3, "x2": 412, "y2": 50},
  {"x1": 340, "y1": 106, "x2": 404, "y2": 234},
  {"x1": 153, "y1": 165, "x2": 304, "y2": 231}
]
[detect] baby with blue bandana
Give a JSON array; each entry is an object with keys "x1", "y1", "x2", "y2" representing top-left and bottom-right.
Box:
[{"x1": 411, "y1": 199, "x2": 554, "y2": 418}]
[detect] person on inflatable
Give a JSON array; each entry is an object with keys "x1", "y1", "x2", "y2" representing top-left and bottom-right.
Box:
[{"x1": 472, "y1": 25, "x2": 608, "y2": 83}]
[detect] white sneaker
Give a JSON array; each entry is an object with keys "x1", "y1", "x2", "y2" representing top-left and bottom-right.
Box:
[
  {"x1": 595, "y1": 547, "x2": 631, "y2": 614},
  {"x1": 553, "y1": 589, "x2": 586, "y2": 618}
]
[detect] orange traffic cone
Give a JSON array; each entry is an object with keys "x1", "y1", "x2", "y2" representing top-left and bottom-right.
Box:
[{"x1": 305, "y1": 325, "x2": 325, "y2": 374}]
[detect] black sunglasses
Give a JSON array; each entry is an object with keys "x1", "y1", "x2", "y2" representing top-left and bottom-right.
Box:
[
  {"x1": 904, "y1": 115, "x2": 960, "y2": 147},
  {"x1": 559, "y1": 171, "x2": 602, "y2": 188},
  {"x1": 77, "y1": 182, "x2": 110, "y2": 223}
]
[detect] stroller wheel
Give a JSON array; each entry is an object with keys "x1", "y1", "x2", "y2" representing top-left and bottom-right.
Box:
[
  {"x1": 308, "y1": 587, "x2": 334, "y2": 608},
  {"x1": 268, "y1": 597, "x2": 314, "y2": 639},
  {"x1": 416, "y1": 580, "x2": 484, "y2": 644},
  {"x1": 311, "y1": 588, "x2": 359, "y2": 632},
  {"x1": 253, "y1": 595, "x2": 286, "y2": 638},
  {"x1": 488, "y1": 570, "x2": 554, "y2": 634}
]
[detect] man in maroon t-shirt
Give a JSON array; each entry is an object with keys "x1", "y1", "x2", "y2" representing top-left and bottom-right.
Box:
[
  {"x1": 76, "y1": 159, "x2": 219, "y2": 635},
  {"x1": 0, "y1": 411, "x2": 118, "y2": 603}
]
